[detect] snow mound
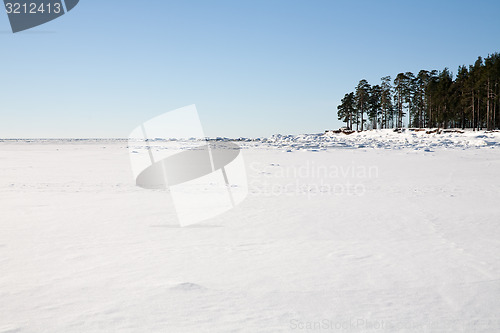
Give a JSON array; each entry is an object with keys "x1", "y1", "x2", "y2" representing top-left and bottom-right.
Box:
[{"x1": 246, "y1": 129, "x2": 500, "y2": 151}]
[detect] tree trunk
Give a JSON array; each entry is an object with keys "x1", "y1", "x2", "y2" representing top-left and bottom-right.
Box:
[
  {"x1": 487, "y1": 78, "x2": 491, "y2": 130},
  {"x1": 477, "y1": 96, "x2": 481, "y2": 131},
  {"x1": 361, "y1": 107, "x2": 364, "y2": 131},
  {"x1": 356, "y1": 110, "x2": 359, "y2": 131},
  {"x1": 472, "y1": 90, "x2": 475, "y2": 131}
]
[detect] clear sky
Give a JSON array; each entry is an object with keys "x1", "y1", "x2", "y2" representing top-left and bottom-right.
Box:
[{"x1": 1, "y1": 0, "x2": 500, "y2": 138}]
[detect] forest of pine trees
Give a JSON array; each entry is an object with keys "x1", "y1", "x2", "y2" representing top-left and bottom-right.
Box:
[{"x1": 337, "y1": 53, "x2": 500, "y2": 131}]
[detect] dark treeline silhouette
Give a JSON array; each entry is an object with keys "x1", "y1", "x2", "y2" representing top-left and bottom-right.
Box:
[{"x1": 337, "y1": 53, "x2": 500, "y2": 131}]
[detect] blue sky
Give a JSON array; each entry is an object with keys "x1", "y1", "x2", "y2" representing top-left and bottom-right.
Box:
[{"x1": 1, "y1": 0, "x2": 500, "y2": 138}]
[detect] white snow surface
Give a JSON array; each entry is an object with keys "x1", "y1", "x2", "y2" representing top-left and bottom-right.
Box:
[{"x1": 1, "y1": 130, "x2": 500, "y2": 332}]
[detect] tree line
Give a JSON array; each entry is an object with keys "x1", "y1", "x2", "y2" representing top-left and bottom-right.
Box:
[{"x1": 337, "y1": 53, "x2": 500, "y2": 131}]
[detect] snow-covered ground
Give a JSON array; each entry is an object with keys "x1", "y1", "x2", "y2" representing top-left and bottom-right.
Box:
[{"x1": 1, "y1": 130, "x2": 500, "y2": 332}]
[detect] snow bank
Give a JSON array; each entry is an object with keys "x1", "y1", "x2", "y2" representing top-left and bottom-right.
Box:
[{"x1": 256, "y1": 129, "x2": 500, "y2": 151}]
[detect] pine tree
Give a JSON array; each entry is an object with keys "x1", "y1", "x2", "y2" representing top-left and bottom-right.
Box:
[
  {"x1": 455, "y1": 65, "x2": 469, "y2": 129},
  {"x1": 380, "y1": 76, "x2": 394, "y2": 129},
  {"x1": 355, "y1": 79, "x2": 371, "y2": 131},
  {"x1": 405, "y1": 72, "x2": 416, "y2": 128},
  {"x1": 337, "y1": 92, "x2": 356, "y2": 130},
  {"x1": 393, "y1": 73, "x2": 408, "y2": 128},
  {"x1": 472, "y1": 57, "x2": 484, "y2": 130},
  {"x1": 369, "y1": 85, "x2": 382, "y2": 129},
  {"x1": 435, "y1": 68, "x2": 453, "y2": 128},
  {"x1": 414, "y1": 70, "x2": 430, "y2": 128}
]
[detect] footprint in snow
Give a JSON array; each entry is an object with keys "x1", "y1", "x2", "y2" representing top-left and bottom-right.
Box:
[{"x1": 170, "y1": 282, "x2": 205, "y2": 291}]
